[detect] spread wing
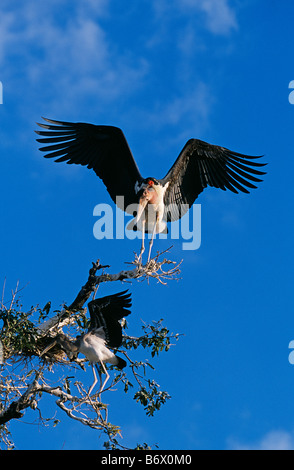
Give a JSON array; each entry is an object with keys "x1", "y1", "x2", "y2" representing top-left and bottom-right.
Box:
[
  {"x1": 35, "y1": 118, "x2": 143, "y2": 212},
  {"x1": 87, "y1": 290, "x2": 131, "y2": 348},
  {"x1": 161, "y1": 139, "x2": 267, "y2": 221}
]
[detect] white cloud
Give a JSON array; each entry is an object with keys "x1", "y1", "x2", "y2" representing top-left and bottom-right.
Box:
[
  {"x1": 138, "y1": 82, "x2": 213, "y2": 133},
  {"x1": 0, "y1": 0, "x2": 236, "y2": 144},
  {"x1": 228, "y1": 430, "x2": 294, "y2": 450},
  {"x1": 0, "y1": 1, "x2": 148, "y2": 112},
  {"x1": 193, "y1": 0, "x2": 238, "y2": 35},
  {"x1": 0, "y1": 10, "x2": 15, "y2": 64},
  {"x1": 0, "y1": 0, "x2": 238, "y2": 119},
  {"x1": 152, "y1": 0, "x2": 238, "y2": 36}
]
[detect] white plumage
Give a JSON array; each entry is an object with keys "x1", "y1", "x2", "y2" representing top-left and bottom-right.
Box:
[{"x1": 41, "y1": 290, "x2": 131, "y2": 395}]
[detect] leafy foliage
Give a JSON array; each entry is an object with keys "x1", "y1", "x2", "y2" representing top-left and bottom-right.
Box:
[
  {"x1": 0, "y1": 303, "x2": 39, "y2": 358},
  {"x1": 124, "y1": 318, "x2": 181, "y2": 356}
]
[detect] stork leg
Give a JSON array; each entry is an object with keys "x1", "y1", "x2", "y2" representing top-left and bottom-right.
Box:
[
  {"x1": 99, "y1": 361, "x2": 110, "y2": 393},
  {"x1": 96, "y1": 363, "x2": 103, "y2": 391},
  {"x1": 87, "y1": 363, "x2": 98, "y2": 396},
  {"x1": 87, "y1": 362, "x2": 110, "y2": 397},
  {"x1": 147, "y1": 214, "x2": 158, "y2": 262}
]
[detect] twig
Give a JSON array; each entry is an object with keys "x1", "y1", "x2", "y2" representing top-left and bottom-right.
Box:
[
  {"x1": 37, "y1": 250, "x2": 182, "y2": 335},
  {"x1": 1, "y1": 278, "x2": 6, "y2": 310},
  {"x1": 0, "y1": 370, "x2": 41, "y2": 425}
]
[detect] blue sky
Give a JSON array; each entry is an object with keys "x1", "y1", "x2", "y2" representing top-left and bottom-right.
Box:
[{"x1": 1, "y1": 0, "x2": 294, "y2": 450}]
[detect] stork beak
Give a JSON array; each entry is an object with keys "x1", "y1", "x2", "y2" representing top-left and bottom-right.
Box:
[
  {"x1": 40, "y1": 339, "x2": 57, "y2": 357},
  {"x1": 126, "y1": 186, "x2": 153, "y2": 231},
  {"x1": 136, "y1": 194, "x2": 150, "y2": 222}
]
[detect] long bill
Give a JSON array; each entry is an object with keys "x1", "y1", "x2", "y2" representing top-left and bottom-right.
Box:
[
  {"x1": 135, "y1": 195, "x2": 150, "y2": 224},
  {"x1": 40, "y1": 339, "x2": 57, "y2": 356}
]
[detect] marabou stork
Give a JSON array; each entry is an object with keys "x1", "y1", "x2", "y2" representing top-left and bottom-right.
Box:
[
  {"x1": 41, "y1": 290, "x2": 131, "y2": 395},
  {"x1": 36, "y1": 118, "x2": 266, "y2": 261}
]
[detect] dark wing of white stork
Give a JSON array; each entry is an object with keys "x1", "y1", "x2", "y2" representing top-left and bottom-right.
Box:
[
  {"x1": 35, "y1": 118, "x2": 143, "y2": 212},
  {"x1": 87, "y1": 290, "x2": 132, "y2": 348},
  {"x1": 160, "y1": 139, "x2": 267, "y2": 221}
]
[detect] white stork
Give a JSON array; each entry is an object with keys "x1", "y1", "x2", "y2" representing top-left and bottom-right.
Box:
[
  {"x1": 41, "y1": 290, "x2": 131, "y2": 395},
  {"x1": 35, "y1": 118, "x2": 266, "y2": 261}
]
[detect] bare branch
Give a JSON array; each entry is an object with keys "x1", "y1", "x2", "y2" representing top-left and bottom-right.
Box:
[
  {"x1": 37, "y1": 249, "x2": 182, "y2": 335},
  {"x1": 69, "y1": 260, "x2": 110, "y2": 311},
  {"x1": 0, "y1": 370, "x2": 41, "y2": 425}
]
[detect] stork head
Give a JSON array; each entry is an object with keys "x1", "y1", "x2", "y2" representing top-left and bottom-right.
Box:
[
  {"x1": 144, "y1": 177, "x2": 159, "y2": 187},
  {"x1": 140, "y1": 179, "x2": 159, "y2": 204},
  {"x1": 134, "y1": 177, "x2": 159, "y2": 196},
  {"x1": 140, "y1": 177, "x2": 160, "y2": 199}
]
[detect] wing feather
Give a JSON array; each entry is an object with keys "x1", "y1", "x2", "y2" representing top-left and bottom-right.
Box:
[
  {"x1": 87, "y1": 290, "x2": 131, "y2": 348},
  {"x1": 161, "y1": 139, "x2": 266, "y2": 221},
  {"x1": 36, "y1": 118, "x2": 143, "y2": 211}
]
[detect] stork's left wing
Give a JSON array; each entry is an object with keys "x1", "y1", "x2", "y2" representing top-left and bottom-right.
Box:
[
  {"x1": 160, "y1": 139, "x2": 267, "y2": 221},
  {"x1": 87, "y1": 290, "x2": 131, "y2": 348}
]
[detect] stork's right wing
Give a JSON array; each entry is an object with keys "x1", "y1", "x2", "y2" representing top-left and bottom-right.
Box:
[
  {"x1": 87, "y1": 290, "x2": 131, "y2": 348},
  {"x1": 35, "y1": 118, "x2": 143, "y2": 212}
]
